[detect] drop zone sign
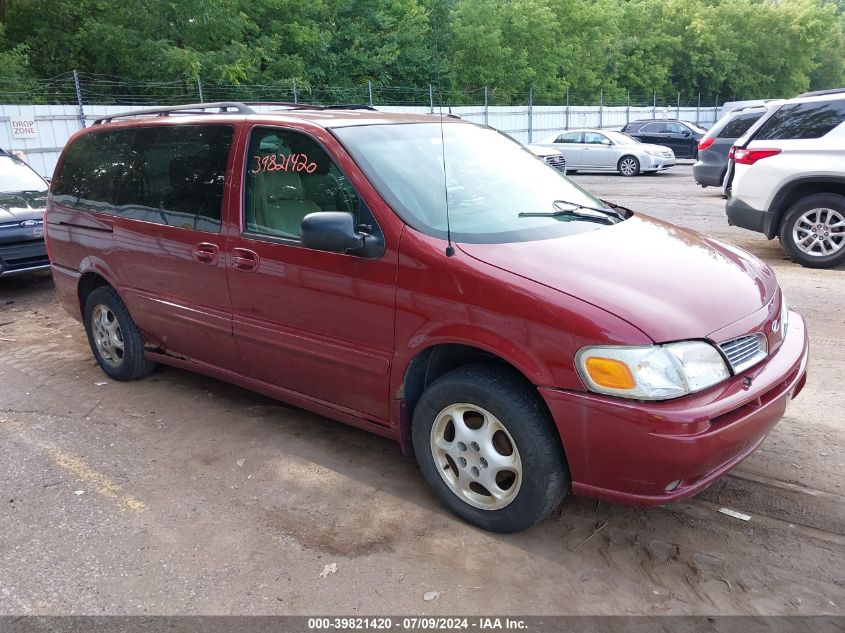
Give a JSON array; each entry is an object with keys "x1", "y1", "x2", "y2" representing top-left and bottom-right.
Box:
[{"x1": 10, "y1": 118, "x2": 37, "y2": 139}]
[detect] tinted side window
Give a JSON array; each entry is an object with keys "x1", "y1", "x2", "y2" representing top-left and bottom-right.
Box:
[
  {"x1": 52, "y1": 130, "x2": 136, "y2": 214},
  {"x1": 244, "y1": 127, "x2": 378, "y2": 241},
  {"x1": 116, "y1": 125, "x2": 233, "y2": 233},
  {"x1": 555, "y1": 133, "x2": 581, "y2": 143},
  {"x1": 720, "y1": 112, "x2": 763, "y2": 139},
  {"x1": 755, "y1": 100, "x2": 845, "y2": 140},
  {"x1": 664, "y1": 122, "x2": 685, "y2": 134},
  {"x1": 643, "y1": 122, "x2": 667, "y2": 133},
  {"x1": 583, "y1": 132, "x2": 607, "y2": 144}
]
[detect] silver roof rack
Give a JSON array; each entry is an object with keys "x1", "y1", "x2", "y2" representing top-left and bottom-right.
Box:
[{"x1": 93, "y1": 102, "x2": 256, "y2": 125}]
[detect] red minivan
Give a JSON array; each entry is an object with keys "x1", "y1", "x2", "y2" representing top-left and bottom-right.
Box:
[{"x1": 46, "y1": 102, "x2": 809, "y2": 533}]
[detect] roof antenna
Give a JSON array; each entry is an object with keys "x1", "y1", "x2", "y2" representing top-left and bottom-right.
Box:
[
  {"x1": 438, "y1": 95, "x2": 455, "y2": 257},
  {"x1": 431, "y1": 8, "x2": 454, "y2": 258}
]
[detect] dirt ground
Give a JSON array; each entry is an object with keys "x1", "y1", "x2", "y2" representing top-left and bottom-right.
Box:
[{"x1": 1, "y1": 165, "x2": 843, "y2": 616}]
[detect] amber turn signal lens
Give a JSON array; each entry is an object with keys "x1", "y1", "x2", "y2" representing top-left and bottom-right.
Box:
[{"x1": 584, "y1": 357, "x2": 636, "y2": 390}]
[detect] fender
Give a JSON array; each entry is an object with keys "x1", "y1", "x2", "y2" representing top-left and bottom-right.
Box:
[
  {"x1": 392, "y1": 325, "x2": 552, "y2": 395},
  {"x1": 767, "y1": 175, "x2": 845, "y2": 238},
  {"x1": 78, "y1": 255, "x2": 121, "y2": 293}
]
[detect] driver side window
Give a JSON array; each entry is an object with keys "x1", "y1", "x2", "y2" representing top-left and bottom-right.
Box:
[
  {"x1": 244, "y1": 127, "x2": 373, "y2": 240},
  {"x1": 583, "y1": 132, "x2": 607, "y2": 144}
]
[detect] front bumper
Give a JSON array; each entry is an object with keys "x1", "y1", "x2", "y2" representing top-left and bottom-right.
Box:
[
  {"x1": 644, "y1": 157, "x2": 675, "y2": 172},
  {"x1": 540, "y1": 310, "x2": 809, "y2": 506},
  {"x1": 726, "y1": 196, "x2": 778, "y2": 238},
  {"x1": 0, "y1": 239, "x2": 50, "y2": 276}
]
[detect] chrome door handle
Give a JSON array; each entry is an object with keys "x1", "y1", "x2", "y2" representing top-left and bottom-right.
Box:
[{"x1": 231, "y1": 248, "x2": 259, "y2": 272}]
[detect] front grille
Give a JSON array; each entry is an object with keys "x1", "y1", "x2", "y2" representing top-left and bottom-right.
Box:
[
  {"x1": 543, "y1": 155, "x2": 566, "y2": 171},
  {"x1": 719, "y1": 333, "x2": 768, "y2": 373}
]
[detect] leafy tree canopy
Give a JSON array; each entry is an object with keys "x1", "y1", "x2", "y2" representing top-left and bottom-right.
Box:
[{"x1": 1, "y1": 0, "x2": 842, "y2": 103}]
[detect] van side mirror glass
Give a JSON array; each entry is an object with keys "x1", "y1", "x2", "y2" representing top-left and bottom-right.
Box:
[{"x1": 300, "y1": 211, "x2": 383, "y2": 257}]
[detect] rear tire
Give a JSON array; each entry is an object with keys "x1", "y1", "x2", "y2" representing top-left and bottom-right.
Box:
[
  {"x1": 778, "y1": 193, "x2": 845, "y2": 269},
  {"x1": 83, "y1": 286, "x2": 156, "y2": 381},
  {"x1": 618, "y1": 155, "x2": 640, "y2": 177},
  {"x1": 412, "y1": 364, "x2": 569, "y2": 533}
]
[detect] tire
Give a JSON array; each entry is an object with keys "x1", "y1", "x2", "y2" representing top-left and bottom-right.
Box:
[
  {"x1": 566, "y1": 169, "x2": 578, "y2": 174},
  {"x1": 411, "y1": 364, "x2": 569, "y2": 533},
  {"x1": 618, "y1": 155, "x2": 640, "y2": 177},
  {"x1": 778, "y1": 193, "x2": 845, "y2": 269},
  {"x1": 83, "y1": 286, "x2": 156, "y2": 381}
]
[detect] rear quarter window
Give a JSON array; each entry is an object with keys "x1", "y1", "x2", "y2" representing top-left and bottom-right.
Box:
[
  {"x1": 52, "y1": 130, "x2": 136, "y2": 214},
  {"x1": 754, "y1": 100, "x2": 845, "y2": 140},
  {"x1": 720, "y1": 113, "x2": 764, "y2": 139}
]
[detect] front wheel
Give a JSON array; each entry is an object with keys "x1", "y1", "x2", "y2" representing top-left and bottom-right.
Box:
[
  {"x1": 778, "y1": 193, "x2": 845, "y2": 268},
  {"x1": 412, "y1": 364, "x2": 569, "y2": 533},
  {"x1": 618, "y1": 155, "x2": 640, "y2": 177}
]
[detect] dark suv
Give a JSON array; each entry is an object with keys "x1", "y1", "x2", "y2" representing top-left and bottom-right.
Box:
[
  {"x1": 621, "y1": 119, "x2": 706, "y2": 159},
  {"x1": 0, "y1": 148, "x2": 49, "y2": 276},
  {"x1": 693, "y1": 106, "x2": 769, "y2": 187}
]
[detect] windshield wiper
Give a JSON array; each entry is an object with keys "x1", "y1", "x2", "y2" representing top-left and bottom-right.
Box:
[{"x1": 518, "y1": 199, "x2": 624, "y2": 221}]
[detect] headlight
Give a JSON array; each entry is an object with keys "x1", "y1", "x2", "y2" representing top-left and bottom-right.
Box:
[{"x1": 576, "y1": 341, "x2": 730, "y2": 401}]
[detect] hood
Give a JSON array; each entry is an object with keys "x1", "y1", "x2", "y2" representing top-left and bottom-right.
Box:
[
  {"x1": 629, "y1": 142, "x2": 674, "y2": 154},
  {"x1": 458, "y1": 214, "x2": 776, "y2": 342},
  {"x1": 527, "y1": 144, "x2": 561, "y2": 157},
  {"x1": 0, "y1": 191, "x2": 47, "y2": 223}
]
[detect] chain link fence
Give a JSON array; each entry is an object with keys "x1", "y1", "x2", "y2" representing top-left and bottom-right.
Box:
[{"x1": 1, "y1": 72, "x2": 738, "y2": 177}]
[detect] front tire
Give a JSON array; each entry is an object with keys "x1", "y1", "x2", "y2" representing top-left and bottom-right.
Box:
[
  {"x1": 618, "y1": 155, "x2": 640, "y2": 177},
  {"x1": 778, "y1": 193, "x2": 845, "y2": 269},
  {"x1": 412, "y1": 364, "x2": 569, "y2": 533},
  {"x1": 83, "y1": 286, "x2": 156, "y2": 381}
]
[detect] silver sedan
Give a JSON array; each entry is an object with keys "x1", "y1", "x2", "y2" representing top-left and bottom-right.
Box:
[{"x1": 535, "y1": 129, "x2": 675, "y2": 176}]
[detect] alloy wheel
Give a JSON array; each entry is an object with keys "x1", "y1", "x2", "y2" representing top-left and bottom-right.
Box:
[
  {"x1": 429, "y1": 403, "x2": 522, "y2": 510},
  {"x1": 91, "y1": 304, "x2": 125, "y2": 368},
  {"x1": 619, "y1": 157, "x2": 638, "y2": 176},
  {"x1": 792, "y1": 207, "x2": 845, "y2": 257}
]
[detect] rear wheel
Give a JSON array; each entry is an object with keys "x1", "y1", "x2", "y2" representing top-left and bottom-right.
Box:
[
  {"x1": 83, "y1": 286, "x2": 156, "y2": 381},
  {"x1": 618, "y1": 155, "x2": 640, "y2": 177},
  {"x1": 779, "y1": 193, "x2": 845, "y2": 269},
  {"x1": 412, "y1": 364, "x2": 569, "y2": 533}
]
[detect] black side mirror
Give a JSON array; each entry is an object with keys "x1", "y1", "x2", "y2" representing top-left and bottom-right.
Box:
[
  {"x1": 300, "y1": 211, "x2": 383, "y2": 257},
  {"x1": 682, "y1": 130, "x2": 691, "y2": 137}
]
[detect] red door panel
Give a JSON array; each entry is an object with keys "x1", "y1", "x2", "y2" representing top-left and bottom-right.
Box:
[
  {"x1": 227, "y1": 240, "x2": 396, "y2": 421},
  {"x1": 224, "y1": 122, "x2": 398, "y2": 424}
]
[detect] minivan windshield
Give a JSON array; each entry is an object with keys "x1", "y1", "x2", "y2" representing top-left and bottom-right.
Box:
[
  {"x1": 0, "y1": 154, "x2": 48, "y2": 193},
  {"x1": 334, "y1": 122, "x2": 622, "y2": 243}
]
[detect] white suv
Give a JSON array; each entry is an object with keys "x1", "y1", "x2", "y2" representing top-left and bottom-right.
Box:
[{"x1": 725, "y1": 89, "x2": 845, "y2": 268}]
